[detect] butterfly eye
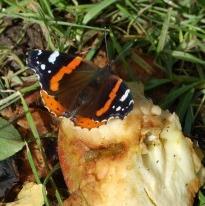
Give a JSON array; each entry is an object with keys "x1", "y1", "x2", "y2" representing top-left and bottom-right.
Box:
[{"x1": 62, "y1": 112, "x2": 70, "y2": 117}]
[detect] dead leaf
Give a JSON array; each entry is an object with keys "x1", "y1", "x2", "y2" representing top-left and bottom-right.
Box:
[
  {"x1": 17, "y1": 110, "x2": 53, "y2": 135},
  {"x1": 0, "y1": 157, "x2": 19, "y2": 199},
  {"x1": 6, "y1": 182, "x2": 44, "y2": 206},
  {"x1": 24, "y1": 91, "x2": 40, "y2": 106},
  {"x1": 114, "y1": 48, "x2": 164, "y2": 81},
  {"x1": 19, "y1": 143, "x2": 47, "y2": 183}
]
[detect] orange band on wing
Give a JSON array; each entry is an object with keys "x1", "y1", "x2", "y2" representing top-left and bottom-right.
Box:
[
  {"x1": 96, "y1": 79, "x2": 122, "y2": 117},
  {"x1": 40, "y1": 90, "x2": 65, "y2": 116},
  {"x1": 50, "y1": 56, "x2": 82, "y2": 91},
  {"x1": 73, "y1": 116, "x2": 104, "y2": 129}
]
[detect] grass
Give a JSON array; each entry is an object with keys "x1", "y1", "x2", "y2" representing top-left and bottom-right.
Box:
[
  {"x1": 20, "y1": 94, "x2": 63, "y2": 205},
  {"x1": 0, "y1": 0, "x2": 205, "y2": 205}
]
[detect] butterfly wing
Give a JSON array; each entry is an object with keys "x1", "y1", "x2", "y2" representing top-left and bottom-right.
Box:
[
  {"x1": 27, "y1": 50, "x2": 99, "y2": 117},
  {"x1": 27, "y1": 50, "x2": 134, "y2": 128},
  {"x1": 72, "y1": 72, "x2": 134, "y2": 121}
]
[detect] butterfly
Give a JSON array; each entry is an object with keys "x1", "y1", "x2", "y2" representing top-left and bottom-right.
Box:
[{"x1": 27, "y1": 50, "x2": 134, "y2": 129}]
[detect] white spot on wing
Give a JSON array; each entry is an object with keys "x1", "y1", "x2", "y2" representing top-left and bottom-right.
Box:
[
  {"x1": 48, "y1": 70, "x2": 51, "y2": 73},
  {"x1": 120, "y1": 89, "x2": 130, "y2": 102},
  {"x1": 38, "y1": 50, "x2": 42, "y2": 55},
  {"x1": 116, "y1": 106, "x2": 121, "y2": 111},
  {"x1": 41, "y1": 64, "x2": 46, "y2": 70},
  {"x1": 48, "y1": 51, "x2": 59, "y2": 64},
  {"x1": 112, "y1": 105, "x2": 115, "y2": 109},
  {"x1": 129, "y1": 100, "x2": 134, "y2": 105}
]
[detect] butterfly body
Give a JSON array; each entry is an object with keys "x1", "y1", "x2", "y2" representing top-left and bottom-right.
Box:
[{"x1": 27, "y1": 50, "x2": 134, "y2": 128}]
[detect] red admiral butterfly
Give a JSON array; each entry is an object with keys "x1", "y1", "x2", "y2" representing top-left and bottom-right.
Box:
[{"x1": 27, "y1": 50, "x2": 134, "y2": 129}]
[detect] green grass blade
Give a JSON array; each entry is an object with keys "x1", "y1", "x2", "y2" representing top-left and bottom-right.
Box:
[
  {"x1": 55, "y1": 190, "x2": 63, "y2": 206},
  {"x1": 43, "y1": 164, "x2": 60, "y2": 186},
  {"x1": 160, "y1": 82, "x2": 199, "y2": 108},
  {"x1": 20, "y1": 93, "x2": 63, "y2": 205},
  {"x1": 110, "y1": 31, "x2": 125, "y2": 59},
  {"x1": 85, "y1": 35, "x2": 104, "y2": 61},
  {"x1": 116, "y1": 4, "x2": 133, "y2": 19},
  {"x1": 145, "y1": 78, "x2": 171, "y2": 91},
  {"x1": 85, "y1": 48, "x2": 98, "y2": 61},
  {"x1": 0, "y1": 12, "x2": 109, "y2": 32},
  {"x1": 26, "y1": 143, "x2": 50, "y2": 206},
  {"x1": 125, "y1": 0, "x2": 138, "y2": 13},
  {"x1": 0, "y1": 81, "x2": 39, "y2": 111},
  {"x1": 171, "y1": 51, "x2": 205, "y2": 65},
  {"x1": 110, "y1": 31, "x2": 127, "y2": 62},
  {"x1": 171, "y1": 74, "x2": 199, "y2": 83},
  {"x1": 26, "y1": 143, "x2": 41, "y2": 184},
  {"x1": 0, "y1": 93, "x2": 20, "y2": 111},
  {"x1": 83, "y1": 0, "x2": 117, "y2": 24},
  {"x1": 131, "y1": 52, "x2": 154, "y2": 74},
  {"x1": 110, "y1": 33, "x2": 137, "y2": 80},
  {"x1": 1, "y1": 0, "x2": 30, "y2": 13},
  {"x1": 176, "y1": 88, "x2": 194, "y2": 122},
  {"x1": 199, "y1": 191, "x2": 205, "y2": 206},
  {"x1": 39, "y1": 0, "x2": 54, "y2": 18},
  {"x1": 19, "y1": 93, "x2": 42, "y2": 147},
  {"x1": 0, "y1": 79, "x2": 7, "y2": 98},
  {"x1": 43, "y1": 164, "x2": 63, "y2": 206},
  {"x1": 113, "y1": 40, "x2": 135, "y2": 63},
  {"x1": 194, "y1": 92, "x2": 205, "y2": 120},
  {"x1": 184, "y1": 105, "x2": 194, "y2": 135},
  {"x1": 157, "y1": 8, "x2": 172, "y2": 53}
]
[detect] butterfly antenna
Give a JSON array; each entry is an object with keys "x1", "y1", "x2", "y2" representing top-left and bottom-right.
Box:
[{"x1": 104, "y1": 30, "x2": 112, "y2": 71}]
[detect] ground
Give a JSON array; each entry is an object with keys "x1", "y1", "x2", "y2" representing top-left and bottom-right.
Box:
[{"x1": 0, "y1": 0, "x2": 205, "y2": 205}]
